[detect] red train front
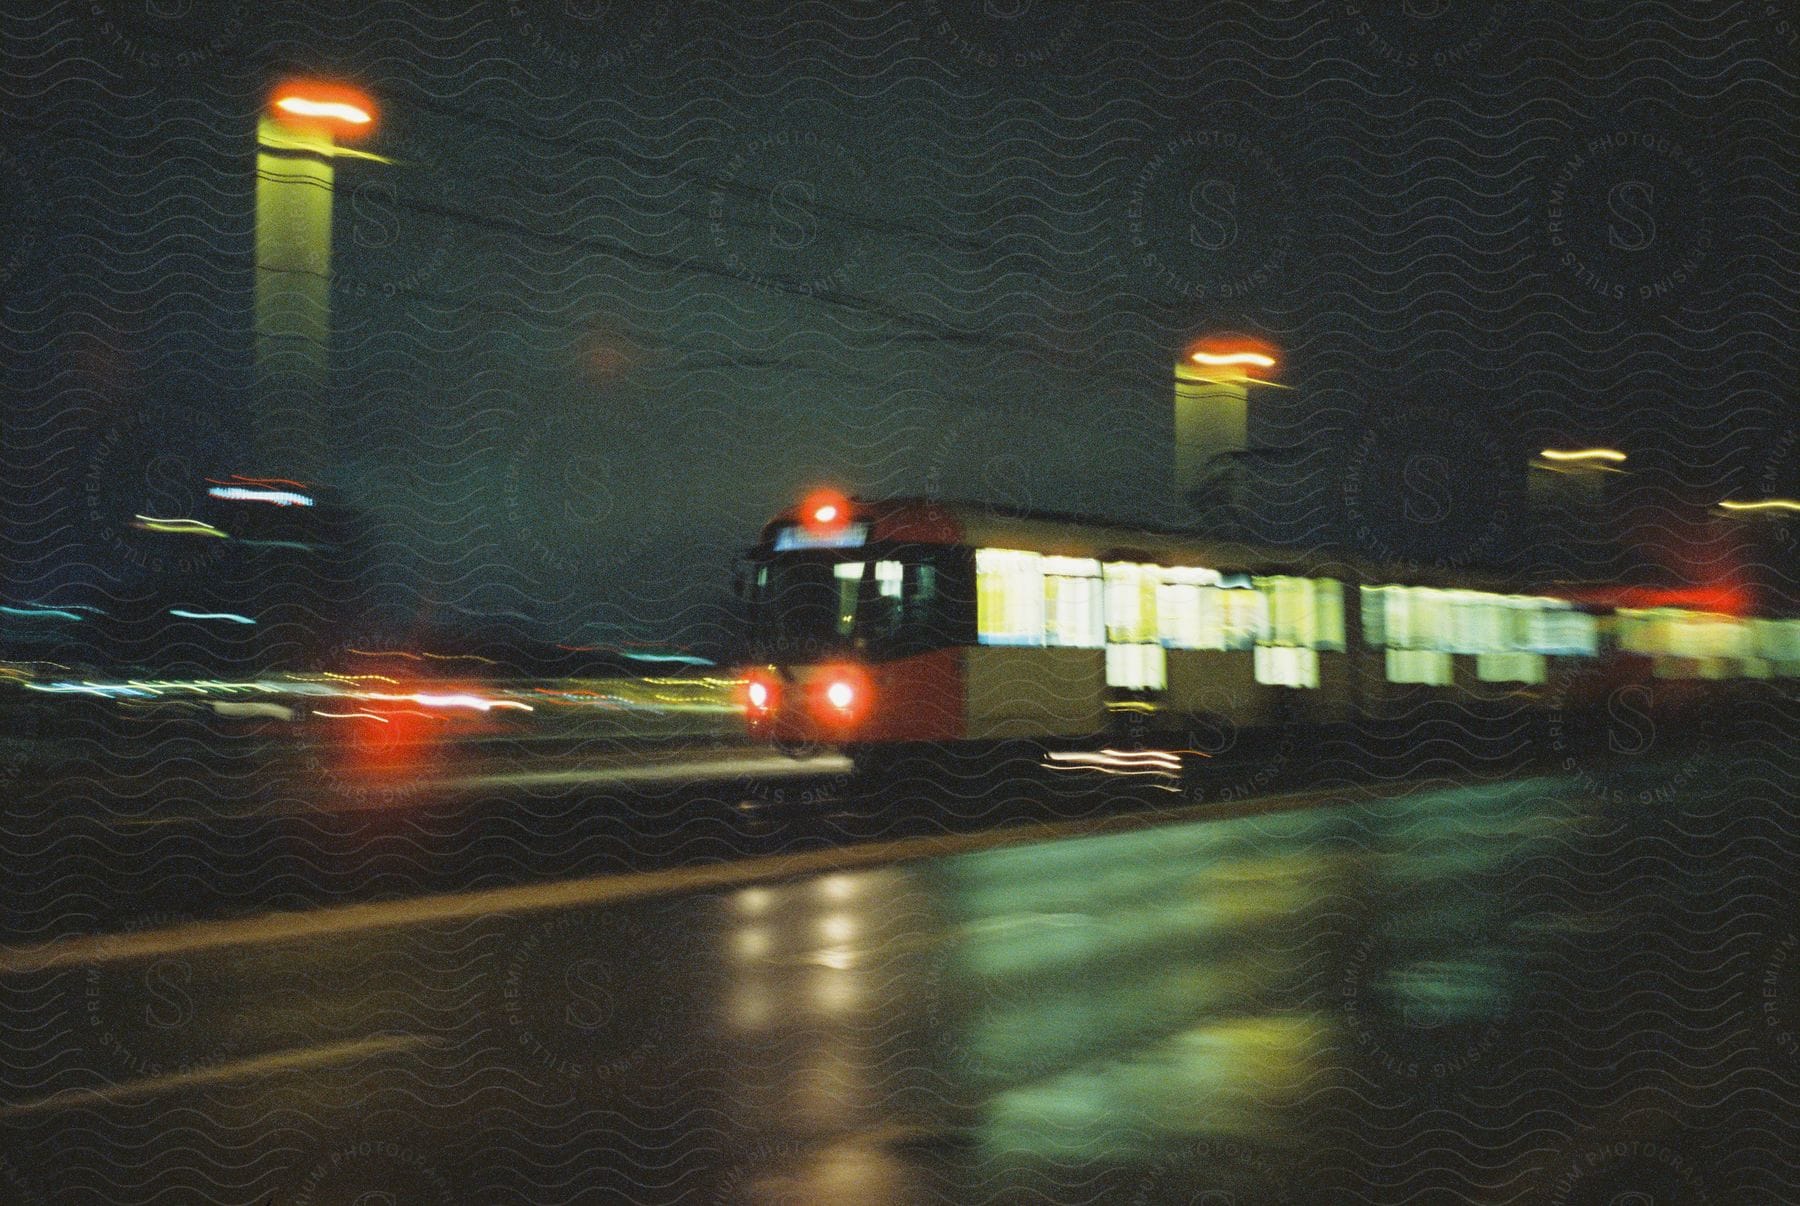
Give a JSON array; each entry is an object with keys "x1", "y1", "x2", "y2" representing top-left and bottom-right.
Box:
[{"x1": 737, "y1": 491, "x2": 971, "y2": 752}]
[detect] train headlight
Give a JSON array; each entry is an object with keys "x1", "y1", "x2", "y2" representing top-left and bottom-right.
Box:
[
  {"x1": 812, "y1": 664, "x2": 870, "y2": 725},
  {"x1": 743, "y1": 674, "x2": 779, "y2": 716}
]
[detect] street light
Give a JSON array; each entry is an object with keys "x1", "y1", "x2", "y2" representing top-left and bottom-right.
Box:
[
  {"x1": 253, "y1": 79, "x2": 383, "y2": 479},
  {"x1": 272, "y1": 93, "x2": 374, "y2": 130},
  {"x1": 1173, "y1": 336, "x2": 1283, "y2": 522}
]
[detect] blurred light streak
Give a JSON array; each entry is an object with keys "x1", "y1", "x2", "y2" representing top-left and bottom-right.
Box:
[
  {"x1": 168, "y1": 609, "x2": 257, "y2": 624},
  {"x1": 1719, "y1": 498, "x2": 1800, "y2": 513},
  {"x1": 24, "y1": 681, "x2": 154, "y2": 697},
  {"x1": 347, "y1": 649, "x2": 499, "y2": 665},
  {"x1": 1191, "y1": 350, "x2": 1276, "y2": 369},
  {"x1": 273, "y1": 95, "x2": 371, "y2": 125},
  {"x1": 206, "y1": 485, "x2": 314, "y2": 506},
  {"x1": 1043, "y1": 748, "x2": 1185, "y2": 789},
  {"x1": 1538, "y1": 448, "x2": 1627, "y2": 463},
  {"x1": 210, "y1": 474, "x2": 310, "y2": 488},
  {"x1": 131, "y1": 515, "x2": 228, "y2": 538},
  {"x1": 1567, "y1": 583, "x2": 1749, "y2": 614},
  {"x1": 312, "y1": 710, "x2": 389, "y2": 722},
  {"x1": 0, "y1": 606, "x2": 82, "y2": 621},
  {"x1": 361, "y1": 691, "x2": 532, "y2": 712}
]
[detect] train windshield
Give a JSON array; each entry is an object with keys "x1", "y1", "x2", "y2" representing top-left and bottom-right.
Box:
[{"x1": 748, "y1": 547, "x2": 971, "y2": 659}]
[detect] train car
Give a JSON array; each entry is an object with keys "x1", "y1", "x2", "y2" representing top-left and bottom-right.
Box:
[{"x1": 734, "y1": 492, "x2": 1800, "y2": 771}]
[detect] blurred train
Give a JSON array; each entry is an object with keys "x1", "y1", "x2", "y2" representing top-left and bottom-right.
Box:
[{"x1": 735, "y1": 492, "x2": 1800, "y2": 770}]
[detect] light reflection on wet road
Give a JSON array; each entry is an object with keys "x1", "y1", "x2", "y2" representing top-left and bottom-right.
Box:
[{"x1": 0, "y1": 748, "x2": 1794, "y2": 1203}]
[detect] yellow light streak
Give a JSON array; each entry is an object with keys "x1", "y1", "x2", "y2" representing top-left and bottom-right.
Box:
[
  {"x1": 346, "y1": 648, "x2": 499, "y2": 665},
  {"x1": 1538, "y1": 448, "x2": 1627, "y2": 463},
  {"x1": 1191, "y1": 350, "x2": 1276, "y2": 369},
  {"x1": 130, "y1": 515, "x2": 228, "y2": 538},
  {"x1": 1718, "y1": 498, "x2": 1800, "y2": 513},
  {"x1": 274, "y1": 96, "x2": 372, "y2": 124}
]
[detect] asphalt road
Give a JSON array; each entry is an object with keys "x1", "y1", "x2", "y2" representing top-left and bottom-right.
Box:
[{"x1": 1, "y1": 735, "x2": 1795, "y2": 1204}]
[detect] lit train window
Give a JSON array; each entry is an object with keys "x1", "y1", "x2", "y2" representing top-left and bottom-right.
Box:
[
  {"x1": 1254, "y1": 645, "x2": 1319, "y2": 688},
  {"x1": 1260, "y1": 576, "x2": 1312, "y2": 647},
  {"x1": 1361, "y1": 585, "x2": 1387, "y2": 646},
  {"x1": 1157, "y1": 581, "x2": 1268, "y2": 651},
  {"x1": 1477, "y1": 652, "x2": 1545, "y2": 682},
  {"x1": 1386, "y1": 648, "x2": 1452, "y2": 685},
  {"x1": 975, "y1": 549, "x2": 1045, "y2": 646},
  {"x1": 1316, "y1": 580, "x2": 1346, "y2": 651},
  {"x1": 1396, "y1": 587, "x2": 1451, "y2": 651},
  {"x1": 1103, "y1": 563, "x2": 1159, "y2": 643},
  {"x1": 833, "y1": 562, "x2": 863, "y2": 636},
  {"x1": 755, "y1": 552, "x2": 961, "y2": 653},
  {"x1": 1255, "y1": 577, "x2": 1345, "y2": 652},
  {"x1": 1222, "y1": 586, "x2": 1269, "y2": 650},
  {"x1": 1364, "y1": 586, "x2": 1595, "y2": 682},
  {"x1": 1525, "y1": 603, "x2": 1596, "y2": 656},
  {"x1": 1105, "y1": 643, "x2": 1166, "y2": 690},
  {"x1": 1043, "y1": 556, "x2": 1103, "y2": 648},
  {"x1": 1449, "y1": 592, "x2": 1500, "y2": 652},
  {"x1": 1157, "y1": 580, "x2": 1207, "y2": 648},
  {"x1": 1157, "y1": 565, "x2": 1223, "y2": 649},
  {"x1": 1617, "y1": 607, "x2": 1755, "y2": 668},
  {"x1": 1755, "y1": 618, "x2": 1800, "y2": 669}
]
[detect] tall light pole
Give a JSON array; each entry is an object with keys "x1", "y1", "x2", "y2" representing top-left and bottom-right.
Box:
[
  {"x1": 1173, "y1": 337, "x2": 1280, "y2": 531},
  {"x1": 1526, "y1": 447, "x2": 1629, "y2": 581},
  {"x1": 254, "y1": 80, "x2": 380, "y2": 479}
]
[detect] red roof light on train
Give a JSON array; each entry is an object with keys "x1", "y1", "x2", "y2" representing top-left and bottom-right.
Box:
[{"x1": 800, "y1": 488, "x2": 852, "y2": 530}]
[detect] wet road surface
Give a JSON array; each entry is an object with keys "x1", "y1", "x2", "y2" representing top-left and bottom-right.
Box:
[{"x1": 2, "y1": 738, "x2": 1795, "y2": 1203}]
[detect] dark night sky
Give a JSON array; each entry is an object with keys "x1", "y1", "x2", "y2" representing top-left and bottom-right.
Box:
[{"x1": 3, "y1": 1, "x2": 1795, "y2": 647}]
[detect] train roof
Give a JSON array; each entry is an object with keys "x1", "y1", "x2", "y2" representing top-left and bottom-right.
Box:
[{"x1": 761, "y1": 496, "x2": 1537, "y2": 594}]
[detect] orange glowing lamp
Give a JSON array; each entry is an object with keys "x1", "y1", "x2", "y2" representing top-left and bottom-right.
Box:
[
  {"x1": 1185, "y1": 336, "x2": 1280, "y2": 381},
  {"x1": 268, "y1": 81, "x2": 377, "y2": 139},
  {"x1": 799, "y1": 488, "x2": 852, "y2": 531}
]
